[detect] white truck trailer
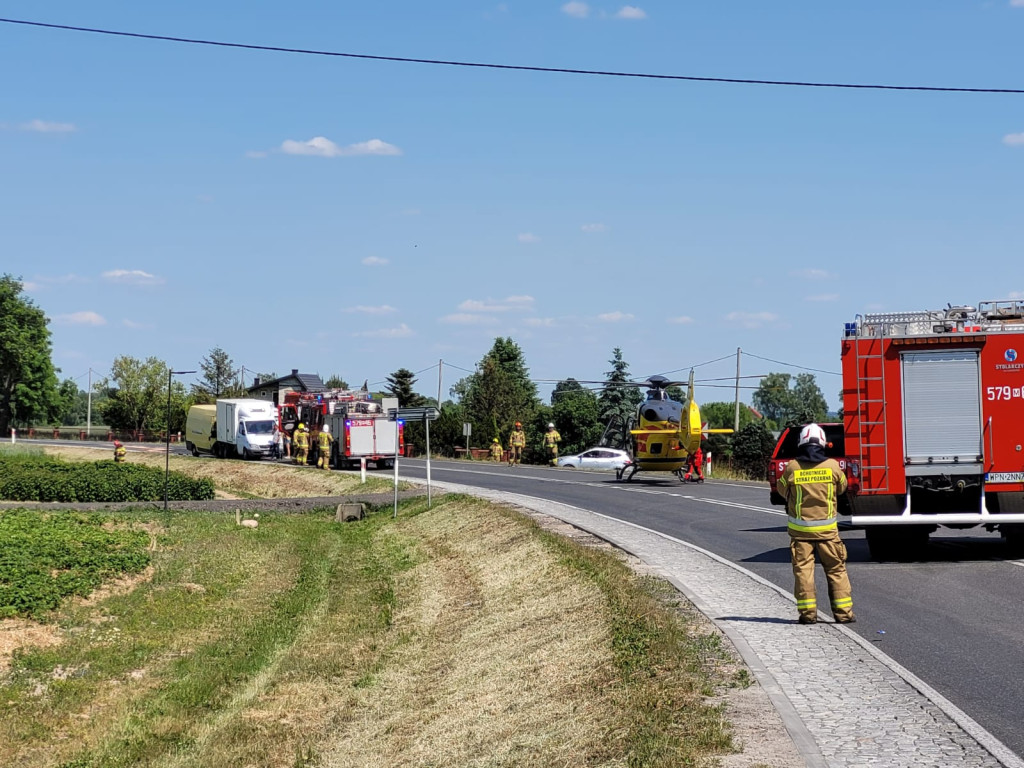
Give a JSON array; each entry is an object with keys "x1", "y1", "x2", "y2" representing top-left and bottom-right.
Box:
[{"x1": 216, "y1": 399, "x2": 278, "y2": 460}]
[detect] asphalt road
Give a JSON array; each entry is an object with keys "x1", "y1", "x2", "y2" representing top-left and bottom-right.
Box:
[
  {"x1": 17, "y1": 440, "x2": 1024, "y2": 758},
  {"x1": 395, "y1": 457, "x2": 1024, "y2": 761}
]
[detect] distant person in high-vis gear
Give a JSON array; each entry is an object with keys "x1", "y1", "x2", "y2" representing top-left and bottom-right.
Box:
[
  {"x1": 508, "y1": 422, "x2": 526, "y2": 467},
  {"x1": 293, "y1": 423, "x2": 309, "y2": 466},
  {"x1": 777, "y1": 423, "x2": 854, "y2": 625},
  {"x1": 683, "y1": 446, "x2": 704, "y2": 482},
  {"x1": 543, "y1": 423, "x2": 561, "y2": 466},
  {"x1": 490, "y1": 437, "x2": 503, "y2": 462},
  {"x1": 113, "y1": 440, "x2": 126, "y2": 463},
  {"x1": 317, "y1": 424, "x2": 333, "y2": 470}
]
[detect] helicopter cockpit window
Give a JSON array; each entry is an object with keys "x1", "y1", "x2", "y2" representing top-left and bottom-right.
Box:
[{"x1": 646, "y1": 390, "x2": 667, "y2": 401}]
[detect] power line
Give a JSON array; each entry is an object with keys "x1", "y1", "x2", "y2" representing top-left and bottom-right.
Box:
[
  {"x1": 4, "y1": 17, "x2": 1024, "y2": 95},
  {"x1": 743, "y1": 352, "x2": 841, "y2": 376},
  {"x1": 653, "y1": 354, "x2": 736, "y2": 378}
]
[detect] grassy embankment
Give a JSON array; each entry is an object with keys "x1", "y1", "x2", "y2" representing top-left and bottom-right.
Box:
[
  {"x1": 39, "y1": 445, "x2": 398, "y2": 499},
  {"x1": 0, "y1": 495, "x2": 744, "y2": 767}
]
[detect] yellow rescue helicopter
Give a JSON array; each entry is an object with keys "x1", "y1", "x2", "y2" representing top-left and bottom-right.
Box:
[{"x1": 599, "y1": 371, "x2": 733, "y2": 483}]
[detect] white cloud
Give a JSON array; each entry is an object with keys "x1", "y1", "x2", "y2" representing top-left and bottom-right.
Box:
[
  {"x1": 525, "y1": 317, "x2": 557, "y2": 327},
  {"x1": 102, "y1": 269, "x2": 164, "y2": 286},
  {"x1": 598, "y1": 311, "x2": 634, "y2": 322},
  {"x1": 343, "y1": 305, "x2": 398, "y2": 315},
  {"x1": 362, "y1": 256, "x2": 390, "y2": 266},
  {"x1": 1012, "y1": 1, "x2": 1024, "y2": 8},
  {"x1": 806, "y1": 293, "x2": 840, "y2": 303},
  {"x1": 21, "y1": 281, "x2": 40, "y2": 292},
  {"x1": 615, "y1": 5, "x2": 647, "y2": 19},
  {"x1": 280, "y1": 136, "x2": 402, "y2": 157},
  {"x1": 440, "y1": 313, "x2": 499, "y2": 325},
  {"x1": 1003, "y1": 133, "x2": 1024, "y2": 146},
  {"x1": 122, "y1": 319, "x2": 153, "y2": 329},
  {"x1": 790, "y1": 268, "x2": 836, "y2": 280},
  {"x1": 457, "y1": 296, "x2": 535, "y2": 313},
  {"x1": 667, "y1": 315, "x2": 694, "y2": 324},
  {"x1": 562, "y1": 1, "x2": 590, "y2": 18},
  {"x1": 21, "y1": 119, "x2": 76, "y2": 133},
  {"x1": 245, "y1": 150, "x2": 268, "y2": 159},
  {"x1": 581, "y1": 223, "x2": 608, "y2": 233},
  {"x1": 1009, "y1": 291, "x2": 1024, "y2": 299},
  {"x1": 518, "y1": 232, "x2": 540, "y2": 243},
  {"x1": 55, "y1": 311, "x2": 106, "y2": 326},
  {"x1": 725, "y1": 311, "x2": 778, "y2": 329},
  {"x1": 353, "y1": 323, "x2": 413, "y2": 339}
]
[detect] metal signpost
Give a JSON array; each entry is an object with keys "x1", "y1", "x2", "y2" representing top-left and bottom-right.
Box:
[
  {"x1": 462, "y1": 422, "x2": 472, "y2": 458},
  {"x1": 388, "y1": 407, "x2": 440, "y2": 517}
]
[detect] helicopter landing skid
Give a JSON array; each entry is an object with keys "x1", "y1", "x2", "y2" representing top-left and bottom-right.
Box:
[{"x1": 616, "y1": 464, "x2": 639, "y2": 483}]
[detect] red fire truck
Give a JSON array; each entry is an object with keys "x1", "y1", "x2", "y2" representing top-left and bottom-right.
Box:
[
  {"x1": 278, "y1": 390, "x2": 402, "y2": 468},
  {"x1": 842, "y1": 300, "x2": 1024, "y2": 560}
]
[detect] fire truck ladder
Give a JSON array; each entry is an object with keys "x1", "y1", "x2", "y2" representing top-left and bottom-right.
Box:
[{"x1": 853, "y1": 337, "x2": 889, "y2": 494}]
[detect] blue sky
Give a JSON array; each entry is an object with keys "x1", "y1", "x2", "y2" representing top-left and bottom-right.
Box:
[{"x1": 3, "y1": 1, "x2": 1023, "y2": 407}]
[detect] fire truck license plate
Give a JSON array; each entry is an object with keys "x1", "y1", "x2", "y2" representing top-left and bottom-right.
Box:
[{"x1": 986, "y1": 472, "x2": 1024, "y2": 484}]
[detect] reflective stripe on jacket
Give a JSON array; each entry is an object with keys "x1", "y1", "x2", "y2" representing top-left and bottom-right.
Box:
[
  {"x1": 544, "y1": 430, "x2": 561, "y2": 447},
  {"x1": 777, "y1": 457, "x2": 847, "y2": 539},
  {"x1": 318, "y1": 432, "x2": 332, "y2": 452},
  {"x1": 510, "y1": 430, "x2": 526, "y2": 448}
]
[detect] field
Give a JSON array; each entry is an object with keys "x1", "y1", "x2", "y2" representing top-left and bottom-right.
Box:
[{"x1": 40, "y1": 446, "x2": 397, "y2": 499}]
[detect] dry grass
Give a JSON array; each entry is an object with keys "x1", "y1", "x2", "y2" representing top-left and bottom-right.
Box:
[
  {"x1": 0, "y1": 496, "x2": 755, "y2": 767},
  {"x1": 318, "y1": 500, "x2": 623, "y2": 768},
  {"x1": 41, "y1": 445, "x2": 395, "y2": 498}
]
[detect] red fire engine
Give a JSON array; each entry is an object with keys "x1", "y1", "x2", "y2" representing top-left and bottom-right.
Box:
[
  {"x1": 842, "y1": 300, "x2": 1024, "y2": 560},
  {"x1": 278, "y1": 389, "x2": 402, "y2": 469}
]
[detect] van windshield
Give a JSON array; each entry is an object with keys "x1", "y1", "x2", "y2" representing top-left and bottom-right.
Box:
[{"x1": 243, "y1": 420, "x2": 276, "y2": 435}]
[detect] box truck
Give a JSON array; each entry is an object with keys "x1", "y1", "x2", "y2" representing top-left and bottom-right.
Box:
[{"x1": 185, "y1": 399, "x2": 279, "y2": 460}]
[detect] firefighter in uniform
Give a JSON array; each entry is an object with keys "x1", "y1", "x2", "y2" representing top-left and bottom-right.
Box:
[
  {"x1": 508, "y1": 422, "x2": 526, "y2": 467},
  {"x1": 777, "y1": 423, "x2": 854, "y2": 625},
  {"x1": 543, "y1": 423, "x2": 561, "y2": 466},
  {"x1": 490, "y1": 437, "x2": 503, "y2": 462},
  {"x1": 113, "y1": 440, "x2": 126, "y2": 463},
  {"x1": 293, "y1": 423, "x2": 309, "y2": 466},
  {"x1": 317, "y1": 424, "x2": 333, "y2": 470}
]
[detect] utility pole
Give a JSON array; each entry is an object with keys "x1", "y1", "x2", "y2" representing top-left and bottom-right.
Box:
[
  {"x1": 437, "y1": 359, "x2": 443, "y2": 409},
  {"x1": 86, "y1": 368, "x2": 92, "y2": 439},
  {"x1": 733, "y1": 348, "x2": 742, "y2": 433}
]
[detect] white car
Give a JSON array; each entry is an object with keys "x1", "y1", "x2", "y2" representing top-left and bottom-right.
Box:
[{"x1": 557, "y1": 448, "x2": 632, "y2": 471}]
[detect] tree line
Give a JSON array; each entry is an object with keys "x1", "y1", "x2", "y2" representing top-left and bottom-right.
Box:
[{"x1": 1, "y1": 274, "x2": 831, "y2": 476}]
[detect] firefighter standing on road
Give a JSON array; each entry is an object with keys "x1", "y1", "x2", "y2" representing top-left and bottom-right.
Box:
[
  {"x1": 543, "y1": 423, "x2": 561, "y2": 466},
  {"x1": 508, "y1": 422, "x2": 526, "y2": 467},
  {"x1": 113, "y1": 440, "x2": 126, "y2": 463},
  {"x1": 293, "y1": 423, "x2": 309, "y2": 466},
  {"x1": 777, "y1": 423, "x2": 854, "y2": 625},
  {"x1": 317, "y1": 424, "x2": 333, "y2": 470},
  {"x1": 490, "y1": 437, "x2": 503, "y2": 462}
]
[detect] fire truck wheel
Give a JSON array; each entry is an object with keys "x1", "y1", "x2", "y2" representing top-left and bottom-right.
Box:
[
  {"x1": 865, "y1": 527, "x2": 929, "y2": 562},
  {"x1": 1002, "y1": 528, "x2": 1024, "y2": 558}
]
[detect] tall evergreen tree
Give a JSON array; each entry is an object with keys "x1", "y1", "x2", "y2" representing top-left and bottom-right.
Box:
[
  {"x1": 385, "y1": 368, "x2": 424, "y2": 407},
  {"x1": 0, "y1": 275, "x2": 59, "y2": 432},
  {"x1": 462, "y1": 337, "x2": 539, "y2": 442},
  {"x1": 597, "y1": 347, "x2": 643, "y2": 426},
  {"x1": 324, "y1": 374, "x2": 348, "y2": 389},
  {"x1": 194, "y1": 347, "x2": 239, "y2": 401}
]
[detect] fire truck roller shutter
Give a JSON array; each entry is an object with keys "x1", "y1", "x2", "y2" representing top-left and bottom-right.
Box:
[{"x1": 901, "y1": 350, "x2": 982, "y2": 470}]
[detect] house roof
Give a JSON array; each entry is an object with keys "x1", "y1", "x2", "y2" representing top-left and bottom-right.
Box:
[{"x1": 247, "y1": 370, "x2": 325, "y2": 393}]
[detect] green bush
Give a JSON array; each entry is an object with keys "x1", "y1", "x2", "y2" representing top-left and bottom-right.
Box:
[
  {"x1": 0, "y1": 508, "x2": 151, "y2": 618},
  {"x1": 0, "y1": 455, "x2": 214, "y2": 503}
]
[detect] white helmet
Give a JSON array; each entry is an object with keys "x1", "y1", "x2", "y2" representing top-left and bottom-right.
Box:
[
  {"x1": 322, "y1": 424, "x2": 330, "y2": 434},
  {"x1": 547, "y1": 423, "x2": 555, "y2": 429},
  {"x1": 798, "y1": 423, "x2": 826, "y2": 447}
]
